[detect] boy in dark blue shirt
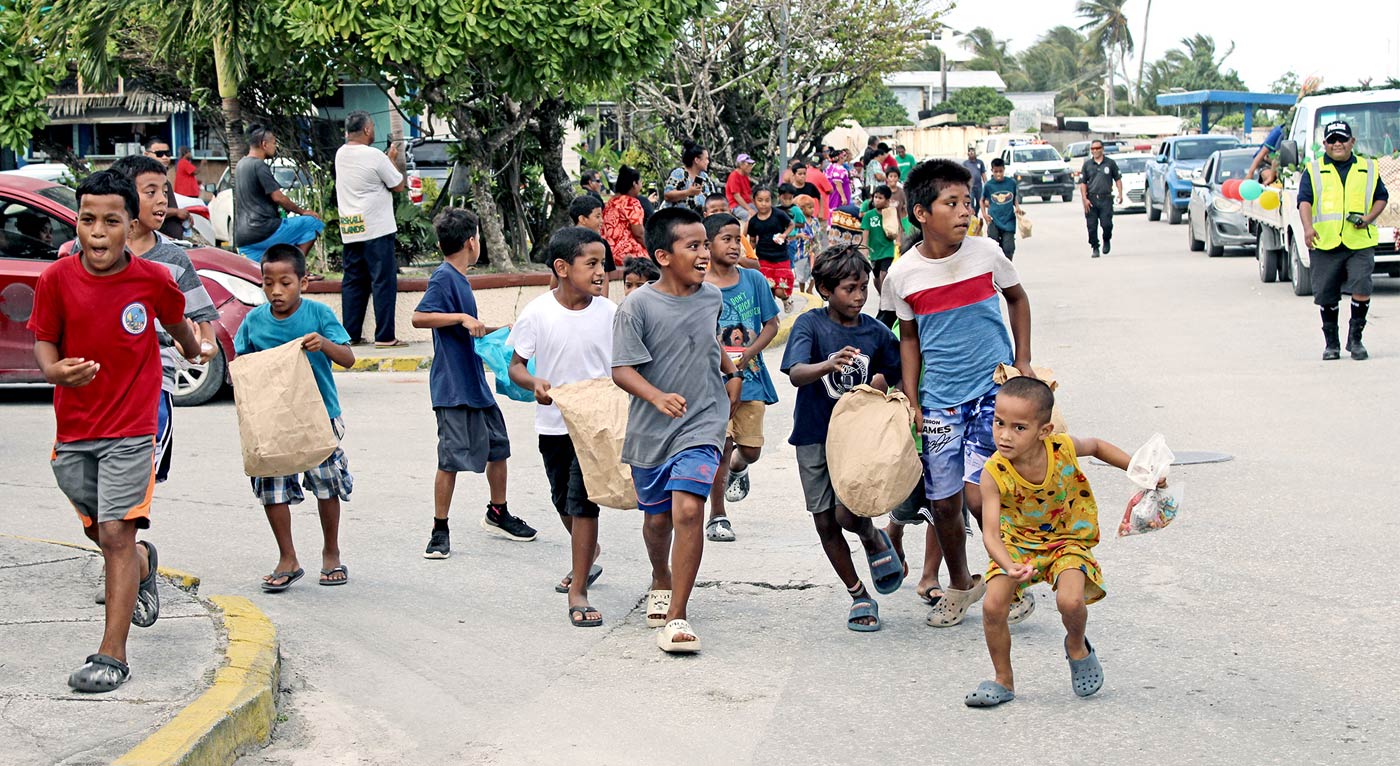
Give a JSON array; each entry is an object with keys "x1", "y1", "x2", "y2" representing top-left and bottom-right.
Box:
[
  {"x1": 781, "y1": 244, "x2": 905, "y2": 631},
  {"x1": 981, "y1": 158, "x2": 1023, "y2": 260},
  {"x1": 412, "y1": 209, "x2": 537, "y2": 558}
]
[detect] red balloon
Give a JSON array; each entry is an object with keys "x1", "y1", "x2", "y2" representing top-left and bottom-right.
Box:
[{"x1": 1222, "y1": 178, "x2": 1242, "y2": 200}]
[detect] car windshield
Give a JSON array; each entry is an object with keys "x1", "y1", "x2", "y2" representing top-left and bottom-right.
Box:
[
  {"x1": 37, "y1": 184, "x2": 78, "y2": 212},
  {"x1": 1114, "y1": 157, "x2": 1149, "y2": 173},
  {"x1": 1213, "y1": 154, "x2": 1254, "y2": 182},
  {"x1": 273, "y1": 166, "x2": 311, "y2": 189},
  {"x1": 1067, "y1": 143, "x2": 1088, "y2": 158},
  {"x1": 1013, "y1": 147, "x2": 1061, "y2": 163},
  {"x1": 1174, "y1": 139, "x2": 1239, "y2": 161},
  {"x1": 412, "y1": 142, "x2": 456, "y2": 165},
  {"x1": 1312, "y1": 101, "x2": 1400, "y2": 157}
]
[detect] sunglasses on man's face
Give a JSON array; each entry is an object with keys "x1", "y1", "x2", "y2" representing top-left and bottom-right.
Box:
[
  {"x1": 1324, "y1": 136, "x2": 1348, "y2": 145},
  {"x1": 152, "y1": 150, "x2": 171, "y2": 157}
]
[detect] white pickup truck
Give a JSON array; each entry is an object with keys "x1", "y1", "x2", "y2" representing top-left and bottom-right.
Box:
[{"x1": 1245, "y1": 89, "x2": 1400, "y2": 295}]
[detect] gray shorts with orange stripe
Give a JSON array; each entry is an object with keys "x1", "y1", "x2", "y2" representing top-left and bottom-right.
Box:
[{"x1": 51, "y1": 436, "x2": 157, "y2": 530}]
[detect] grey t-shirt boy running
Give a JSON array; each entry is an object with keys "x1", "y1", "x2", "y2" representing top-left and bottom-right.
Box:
[{"x1": 612, "y1": 282, "x2": 728, "y2": 468}]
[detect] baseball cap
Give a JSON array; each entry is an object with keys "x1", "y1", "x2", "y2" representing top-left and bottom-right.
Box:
[
  {"x1": 1323, "y1": 121, "x2": 1352, "y2": 141},
  {"x1": 736, "y1": 153, "x2": 754, "y2": 165}
]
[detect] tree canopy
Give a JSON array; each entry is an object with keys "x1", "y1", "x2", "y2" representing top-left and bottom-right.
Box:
[{"x1": 934, "y1": 86, "x2": 1013, "y2": 125}]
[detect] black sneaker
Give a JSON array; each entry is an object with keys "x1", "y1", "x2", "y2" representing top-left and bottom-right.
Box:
[
  {"x1": 1102, "y1": 240, "x2": 1112, "y2": 255},
  {"x1": 724, "y1": 466, "x2": 750, "y2": 503},
  {"x1": 1091, "y1": 247, "x2": 1101, "y2": 258},
  {"x1": 890, "y1": 497, "x2": 932, "y2": 526},
  {"x1": 423, "y1": 528, "x2": 451, "y2": 559},
  {"x1": 481, "y1": 508, "x2": 538, "y2": 541}
]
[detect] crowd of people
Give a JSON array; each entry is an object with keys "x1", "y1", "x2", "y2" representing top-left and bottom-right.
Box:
[{"x1": 33, "y1": 127, "x2": 1162, "y2": 709}]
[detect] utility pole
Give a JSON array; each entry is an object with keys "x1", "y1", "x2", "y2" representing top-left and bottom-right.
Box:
[{"x1": 777, "y1": 0, "x2": 790, "y2": 182}]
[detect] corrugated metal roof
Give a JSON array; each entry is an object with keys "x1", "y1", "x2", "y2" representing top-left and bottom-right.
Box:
[{"x1": 883, "y1": 70, "x2": 1007, "y2": 90}]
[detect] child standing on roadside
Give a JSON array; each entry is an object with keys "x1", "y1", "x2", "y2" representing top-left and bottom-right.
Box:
[
  {"x1": 704, "y1": 193, "x2": 730, "y2": 218},
  {"x1": 703, "y1": 213, "x2": 781, "y2": 543},
  {"x1": 965, "y1": 377, "x2": 1140, "y2": 707},
  {"x1": 412, "y1": 209, "x2": 537, "y2": 558},
  {"x1": 623, "y1": 256, "x2": 660, "y2": 295},
  {"x1": 509, "y1": 227, "x2": 616, "y2": 627},
  {"x1": 109, "y1": 155, "x2": 220, "y2": 485},
  {"x1": 861, "y1": 185, "x2": 897, "y2": 294},
  {"x1": 746, "y1": 187, "x2": 796, "y2": 308},
  {"x1": 30, "y1": 171, "x2": 201, "y2": 692},
  {"x1": 235, "y1": 244, "x2": 356, "y2": 591},
  {"x1": 880, "y1": 159, "x2": 1035, "y2": 629},
  {"x1": 612, "y1": 207, "x2": 744, "y2": 653},
  {"x1": 781, "y1": 245, "x2": 906, "y2": 631},
  {"x1": 568, "y1": 194, "x2": 615, "y2": 273},
  {"x1": 981, "y1": 158, "x2": 1022, "y2": 260}
]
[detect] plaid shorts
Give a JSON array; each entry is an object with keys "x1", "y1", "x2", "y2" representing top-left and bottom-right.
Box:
[{"x1": 250, "y1": 418, "x2": 353, "y2": 506}]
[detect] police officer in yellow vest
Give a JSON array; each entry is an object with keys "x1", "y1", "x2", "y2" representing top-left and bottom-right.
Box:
[{"x1": 1299, "y1": 121, "x2": 1389, "y2": 360}]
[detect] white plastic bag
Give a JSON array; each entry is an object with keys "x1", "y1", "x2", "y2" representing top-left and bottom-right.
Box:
[{"x1": 1118, "y1": 433, "x2": 1182, "y2": 537}]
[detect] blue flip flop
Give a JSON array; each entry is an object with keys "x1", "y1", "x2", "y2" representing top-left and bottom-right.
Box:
[
  {"x1": 1068, "y1": 637, "x2": 1104, "y2": 697},
  {"x1": 847, "y1": 596, "x2": 881, "y2": 632},
  {"x1": 964, "y1": 680, "x2": 1015, "y2": 707},
  {"x1": 868, "y1": 529, "x2": 905, "y2": 595}
]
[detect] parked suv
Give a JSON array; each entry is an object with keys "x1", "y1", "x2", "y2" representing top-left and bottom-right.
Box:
[
  {"x1": 1145, "y1": 135, "x2": 1241, "y2": 224},
  {"x1": 1000, "y1": 144, "x2": 1075, "y2": 202}
]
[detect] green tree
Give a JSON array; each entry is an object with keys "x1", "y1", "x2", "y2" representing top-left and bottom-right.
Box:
[
  {"x1": 0, "y1": 1, "x2": 64, "y2": 152},
  {"x1": 935, "y1": 86, "x2": 1013, "y2": 125},
  {"x1": 963, "y1": 27, "x2": 1029, "y2": 91},
  {"x1": 1076, "y1": 0, "x2": 1133, "y2": 116},
  {"x1": 847, "y1": 84, "x2": 912, "y2": 127},
  {"x1": 1270, "y1": 70, "x2": 1301, "y2": 95},
  {"x1": 282, "y1": 0, "x2": 704, "y2": 269}
]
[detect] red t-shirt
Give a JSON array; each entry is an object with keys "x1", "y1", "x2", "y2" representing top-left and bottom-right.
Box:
[
  {"x1": 28, "y1": 253, "x2": 185, "y2": 442},
  {"x1": 174, "y1": 156, "x2": 200, "y2": 197},
  {"x1": 881, "y1": 154, "x2": 898, "y2": 173},
  {"x1": 725, "y1": 170, "x2": 754, "y2": 208}
]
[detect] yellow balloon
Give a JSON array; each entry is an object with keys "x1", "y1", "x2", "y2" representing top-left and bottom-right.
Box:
[{"x1": 1259, "y1": 190, "x2": 1280, "y2": 210}]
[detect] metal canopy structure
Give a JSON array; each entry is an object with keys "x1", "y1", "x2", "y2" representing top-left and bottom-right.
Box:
[{"x1": 1154, "y1": 90, "x2": 1297, "y2": 135}]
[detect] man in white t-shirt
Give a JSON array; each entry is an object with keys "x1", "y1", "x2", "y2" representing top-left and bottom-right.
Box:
[{"x1": 335, "y1": 111, "x2": 407, "y2": 347}]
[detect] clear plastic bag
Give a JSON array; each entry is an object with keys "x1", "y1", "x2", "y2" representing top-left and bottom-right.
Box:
[{"x1": 1117, "y1": 433, "x2": 1182, "y2": 537}]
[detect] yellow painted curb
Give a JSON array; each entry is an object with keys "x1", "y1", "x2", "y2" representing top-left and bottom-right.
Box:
[
  {"x1": 771, "y1": 292, "x2": 825, "y2": 347},
  {"x1": 0, "y1": 534, "x2": 200, "y2": 593},
  {"x1": 114, "y1": 596, "x2": 280, "y2": 766},
  {"x1": 334, "y1": 355, "x2": 432, "y2": 372}
]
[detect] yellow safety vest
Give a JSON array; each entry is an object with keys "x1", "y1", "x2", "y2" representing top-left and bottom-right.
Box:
[{"x1": 1307, "y1": 156, "x2": 1380, "y2": 250}]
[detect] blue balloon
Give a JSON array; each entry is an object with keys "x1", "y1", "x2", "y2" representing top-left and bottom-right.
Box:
[{"x1": 1239, "y1": 180, "x2": 1263, "y2": 201}]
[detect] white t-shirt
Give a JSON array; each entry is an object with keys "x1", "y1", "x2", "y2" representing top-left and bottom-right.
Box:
[
  {"x1": 334, "y1": 143, "x2": 404, "y2": 243},
  {"x1": 508, "y1": 292, "x2": 616, "y2": 435}
]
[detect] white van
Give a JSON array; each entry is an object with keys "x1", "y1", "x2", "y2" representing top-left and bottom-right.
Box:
[{"x1": 976, "y1": 133, "x2": 1037, "y2": 159}]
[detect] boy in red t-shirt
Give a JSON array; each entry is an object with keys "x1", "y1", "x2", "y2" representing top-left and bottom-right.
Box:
[{"x1": 27, "y1": 170, "x2": 200, "y2": 693}]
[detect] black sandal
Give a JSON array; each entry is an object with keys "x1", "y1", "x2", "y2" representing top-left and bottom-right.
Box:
[
  {"x1": 568, "y1": 605, "x2": 603, "y2": 627},
  {"x1": 131, "y1": 541, "x2": 160, "y2": 627}
]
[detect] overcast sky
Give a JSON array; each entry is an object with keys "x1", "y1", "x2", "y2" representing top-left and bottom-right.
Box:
[{"x1": 935, "y1": 0, "x2": 1400, "y2": 93}]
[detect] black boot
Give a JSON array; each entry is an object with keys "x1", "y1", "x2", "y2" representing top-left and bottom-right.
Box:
[
  {"x1": 1103, "y1": 238, "x2": 1112, "y2": 255},
  {"x1": 1346, "y1": 319, "x2": 1368, "y2": 360},
  {"x1": 1322, "y1": 324, "x2": 1341, "y2": 360},
  {"x1": 1091, "y1": 246, "x2": 1100, "y2": 258}
]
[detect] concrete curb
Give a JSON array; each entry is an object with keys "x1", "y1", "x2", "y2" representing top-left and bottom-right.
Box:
[
  {"x1": 114, "y1": 596, "x2": 280, "y2": 766},
  {"x1": 0, "y1": 534, "x2": 201, "y2": 593},
  {"x1": 334, "y1": 292, "x2": 825, "y2": 374}
]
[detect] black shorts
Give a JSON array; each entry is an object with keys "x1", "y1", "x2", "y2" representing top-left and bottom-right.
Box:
[
  {"x1": 872, "y1": 257, "x2": 893, "y2": 277},
  {"x1": 538, "y1": 434, "x2": 599, "y2": 518},
  {"x1": 435, "y1": 405, "x2": 511, "y2": 473},
  {"x1": 1310, "y1": 247, "x2": 1375, "y2": 306}
]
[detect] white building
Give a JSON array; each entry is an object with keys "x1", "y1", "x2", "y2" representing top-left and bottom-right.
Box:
[
  {"x1": 882, "y1": 70, "x2": 1008, "y2": 124},
  {"x1": 1006, "y1": 92, "x2": 1057, "y2": 132}
]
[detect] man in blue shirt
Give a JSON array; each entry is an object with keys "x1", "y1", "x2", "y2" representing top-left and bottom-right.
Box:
[
  {"x1": 1246, "y1": 123, "x2": 1287, "y2": 184},
  {"x1": 412, "y1": 208, "x2": 537, "y2": 558},
  {"x1": 981, "y1": 158, "x2": 1023, "y2": 260}
]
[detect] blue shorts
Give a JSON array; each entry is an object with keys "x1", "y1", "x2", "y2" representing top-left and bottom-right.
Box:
[
  {"x1": 239, "y1": 215, "x2": 326, "y2": 262},
  {"x1": 920, "y1": 386, "x2": 998, "y2": 501},
  {"x1": 630, "y1": 446, "x2": 722, "y2": 515}
]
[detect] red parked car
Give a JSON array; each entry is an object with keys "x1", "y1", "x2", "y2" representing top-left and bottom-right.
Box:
[{"x1": 0, "y1": 173, "x2": 264, "y2": 406}]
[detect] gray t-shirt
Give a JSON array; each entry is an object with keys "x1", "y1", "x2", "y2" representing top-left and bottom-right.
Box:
[
  {"x1": 612, "y1": 282, "x2": 728, "y2": 468},
  {"x1": 234, "y1": 156, "x2": 283, "y2": 245},
  {"x1": 143, "y1": 237, "x2": 219, "y2": 391}
]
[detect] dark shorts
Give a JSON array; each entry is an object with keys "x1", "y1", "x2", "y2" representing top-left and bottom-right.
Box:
[
  {"x1": 436, "y1": 405, "x2": 511, "y2": 473},
  {"x1": 795, "y1": 443, "x2": 839, "y2": 514},
  {"x1": 630, "y1": 446, "x2": 721, "y2": 515},
  {"x1": 539, "y1": 434, "x2": 599, "y2": 518},
  {"x1": 871, "y1": 256, "x2": 894, "y2": 277},
  {"x1": 155, "y1": 391, "x2": 174, "y2": 483},
  {"x1": 1310, "y1": 247, "x2": 1375, "y2": 306}
]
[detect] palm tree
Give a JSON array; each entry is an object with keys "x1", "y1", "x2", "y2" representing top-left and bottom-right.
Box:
[
  {"x1": 1134, "y1": 0, "x2": 1153, "y2": 107},
  {"x1": 1076, "y1": 0, "x2": 1134, "y2": 116},
  {"x1": 964, "y1": 27, "x2": 1029, "y2": 90}
]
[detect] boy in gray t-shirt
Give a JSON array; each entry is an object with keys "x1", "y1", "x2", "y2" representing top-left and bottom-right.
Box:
[{"x1": 612, "y1": 207, "x2": 743, "y2": 655}]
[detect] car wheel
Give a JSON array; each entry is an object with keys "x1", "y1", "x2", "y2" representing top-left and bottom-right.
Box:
[
  {"x1": 172, "y1": 345, "x2": 227, "y2": 407},
  {"x1": 1147, "y1": 191, "x2": 1162, "y2": 221},
  {"x1": 1290, "y1": 238, "x2": 1313, "y2": 297},
  {"x1": 1062, "y1": 192, "x2": 1073, "y2": 202},
  {"x1": 1039, "y1": 194, "x2": 1049, "y2": 202},
  {"x1": 1259, "y1": 245, "x2": 1281, "y2": 283},
  {"x1": 1206, "y1": 218, "x2": 1225, "y2": 257},
  {"x1": 1167, "y1": 204, "x2": 1183, "y2": 225},
  {"x1": 1187, "y1": 215, "x2": 1205, "y2": 251}
]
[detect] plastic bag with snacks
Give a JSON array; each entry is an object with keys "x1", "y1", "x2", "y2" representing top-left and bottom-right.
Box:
[{"x1": 1118, "y1": 433, "x2": 1182, "y2": 536}]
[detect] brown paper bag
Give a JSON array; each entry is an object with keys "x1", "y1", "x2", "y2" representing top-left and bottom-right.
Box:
[
  {"x1": 994, "y1": 363, "x2": 1067, "y2": 433},
  {"x1": 229, "y1": 339, "x2": 339, "y2": 477},
  {"x1": 880, "y1": 205, "x2": 901, "y2": 241},
  {"x1": 826, "y1": 385, "x2": 923, "y2": 518},
  {"x1": 548, "y1": 377, "x2": 637, "y2": 510},
  {"x1": 1016, "y1": 209, "x2": 1032, "y2": 239}
]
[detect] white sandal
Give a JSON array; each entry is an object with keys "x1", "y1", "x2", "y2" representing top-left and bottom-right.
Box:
[
  {"x1": 925, "y1": 575, "x2": 986, "y2": 627},
  {"x1": 646, "y1": 589, "x2": 671, "y2": 628},
  {"x1": 657, "y1": 618, "x2": 701, "y2": 653}
]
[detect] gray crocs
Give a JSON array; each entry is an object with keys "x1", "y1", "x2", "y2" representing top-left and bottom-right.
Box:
[
  {"x1": 68, "y1": 653, "x2": 130, "y2": 693},
  {"x1": 705, "y1": 517, "x2": 736, "y2": 542},
  {"x1": 964, "y1": 680, "x2": 1015, "y2": 707},
  {"x1": 1067, "y1": 637, "x2": 1103, "y2": 697},
  {"x1": 131, "y1": 542, "x2": 160, "y2": 628}
]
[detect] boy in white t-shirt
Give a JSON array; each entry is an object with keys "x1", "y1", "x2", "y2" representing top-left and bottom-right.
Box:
[{"x1": 508, "y1": 227, "x2": 616, "y2": 627}]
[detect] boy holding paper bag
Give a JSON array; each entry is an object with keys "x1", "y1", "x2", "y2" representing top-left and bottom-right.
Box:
[{"x1": 234, "y1": 244, "x2": 356, "y2": 591}]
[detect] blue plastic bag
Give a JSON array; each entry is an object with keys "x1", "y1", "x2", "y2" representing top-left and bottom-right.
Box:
[{"x1": 476, "y1": 327, "x2": 535, "y2": 403}]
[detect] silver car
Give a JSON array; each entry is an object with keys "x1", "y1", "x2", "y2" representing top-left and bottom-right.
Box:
[{"x1": 1186, "y1": 148, "x2": 1259, "y2": 257}]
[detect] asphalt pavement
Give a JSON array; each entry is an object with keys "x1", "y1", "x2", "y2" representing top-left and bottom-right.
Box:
[{"x1": 3, "y1": 198, "x2": 1397, "y2": 764}]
